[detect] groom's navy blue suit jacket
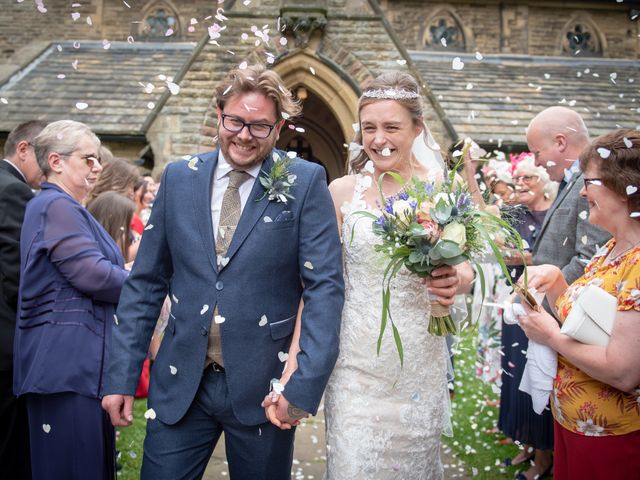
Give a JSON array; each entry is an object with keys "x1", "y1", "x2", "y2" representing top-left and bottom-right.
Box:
[{"x1": 103, "y1": 149, "x2": 344, "y2": 425}]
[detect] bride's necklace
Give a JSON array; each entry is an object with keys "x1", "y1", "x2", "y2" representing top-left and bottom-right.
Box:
[{"x1": 606, "y1": 238, "x2": 640, "y2": 263}]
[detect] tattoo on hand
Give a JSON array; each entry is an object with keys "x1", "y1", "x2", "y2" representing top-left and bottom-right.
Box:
[{"x1": 287, "y1": 403, "x2": 308, "y2": 421}]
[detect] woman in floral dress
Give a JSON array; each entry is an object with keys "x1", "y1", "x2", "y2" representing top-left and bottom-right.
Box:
[{"x1": 518, "y1": 128, "x2": 640, "y2": 479}]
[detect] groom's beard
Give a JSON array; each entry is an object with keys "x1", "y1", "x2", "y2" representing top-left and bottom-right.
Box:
[{"x1": 218, "y1": 130, "x2": 277, "y2": 171}]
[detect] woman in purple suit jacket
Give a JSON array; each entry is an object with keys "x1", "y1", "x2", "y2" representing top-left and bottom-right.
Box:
[{"x1": 13, "y1": 120, "x2": 128, "y2": 480}]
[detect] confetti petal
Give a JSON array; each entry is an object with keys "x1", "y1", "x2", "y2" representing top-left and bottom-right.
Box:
[
  {"x1": 144, "y1": 408, "x2": 156, "y2": 420},
  {"x1": 578, "y1": 210, "x2": 588, "y2": 220},
  {"x1": 581, "y1": 235, "x2": 588, "y2": 245},
  {"x1": 263, "y1": 216, "x2": 273, "y2": 223},
  {"x1": 214, "y1": 315, "x2": 225, "y2": 324},
  {"x1": 144, "y1": 223, "x2": 154, "y2": 231},
  {"x1": 624, "y1": 137, "x2": 633, "y2": 148},
  {"x1": 166, "y1": 81, "x2": 180, "y2": 95},
  {"x1": 113, "y1": 314, "x2": 119, "y2": 325},
  {"x1": 259, "y1": 315, "x2": 268, "y2": 327},
  {"x1": 597, "y1": 147, "x2": 611, "y2": 159},
  {"x1": 303, "y1": 261, "x2": 314, "y2": 270},
  {"x1": 169, "y1": 365, "x2": 177, "y2": 375},
  {"x1": 452, "y1": 57, "x2": 464, "y2": 70},
  {"x1": 626, "y1": 185, "x2": 638, "y2": 195},
  {"x1": 42, "y1": 424, "x2": 51, "y2": 433},
  {"x1": 381, "y1": 147, "x2": 392, "y2": 157},
  {"x1": 200, "y1": 304, "x2": 209, "y2": 315},
  {"x1": 75, "y1": 102, "x2": 88, "y2": 110},
  {"x1": 188, "y1": 158, "x2": 198, "y2": 171},
  {"x1": 278, "y1": 351, "x2": 289, "y2": 362}
]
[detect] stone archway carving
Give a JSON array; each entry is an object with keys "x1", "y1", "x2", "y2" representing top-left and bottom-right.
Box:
[
  {"x1": 136, "y1": 0, "x2": 183, "y2": 40},
  {"x1": 273, "y1": 51, "x2": 360, "y2": 179}
]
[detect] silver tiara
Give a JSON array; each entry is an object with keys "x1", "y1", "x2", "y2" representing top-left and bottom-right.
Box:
[{"x1": 362, "y1": 88, "x2": 420, "y2": 100}]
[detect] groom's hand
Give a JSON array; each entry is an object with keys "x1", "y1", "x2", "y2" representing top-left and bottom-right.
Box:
[
  {"x1": 262, "y1": 393, "x2": 308, "y2": 430},
  {"x1": 102, "y1": 394, "x2": 135, "y2": 427}
]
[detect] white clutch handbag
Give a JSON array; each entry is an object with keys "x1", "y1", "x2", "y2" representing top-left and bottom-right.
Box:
[{"x1": 560, "y1": 284, "x2": 617, "y2": 347}]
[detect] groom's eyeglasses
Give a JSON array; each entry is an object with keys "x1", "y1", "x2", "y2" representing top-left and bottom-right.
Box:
[{"x1": 220, "y1": 114, "x2": 276, "y2": 139}]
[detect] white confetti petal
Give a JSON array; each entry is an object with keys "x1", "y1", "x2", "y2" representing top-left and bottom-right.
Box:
[
  {"x1": 217, "y1": 255, "x2": 229, "y2": 267},
  {"x1": 396, "y1": 59, "x2": 407, "y2": 66},
  {"x1": 75, "y1": 102, "x2": 88, "y2": 110},
  {"x1": 381, "y1": 147, "x2": 392, "y2": 157},
  {"x1": 581, "y1": 235, "x2": 588, "y2": 245},
  {"x1": 188, "y1": 158, "x2": 198, "y2": 171},
  {"x1": 200, "y1": 304, "x2": 209, "y2": 315},
  {"x1": 171, "y1": 294, "x2": 179, "y2": 303},
  {"x1": 169, "y1": 365, "x2": 177, "y2": 375},
  {"x1": 278, "y1": 351, "x2": 289, "y2": 362},
  {"x1": 214, "y1": 314, "x2": 225, "y2": 324},
  {"x1": 144, "y1": 223, "x2": 154, "y2": 231},
  {"x1": 0, "y1": 98, "x2": 8, "y2": 105},
  {"x1": 303, "y1": 261, "x2": 314, "y2": 270},
  {"x1": 71, "y1": 12, "x2": 80, "y2": 21},
  {"x1": 578, "y1": 210, "x2": 588, "y2": 220},
  {"x1": 113, "y1": 314, "x2": 119, "y2": 325},
  {"x1": 452, "y1": 57, "x2": 464, "y2": 70},
  {"x1": 263, "y1": 216, "x2": 273, "y2": 223},
  {"x1": 259, "y1": 315, "x2": 268, "y2": 327},
  {"x1": 144, "y1": 408, "x2": 156, "y2": 420},
  {"x1": 271, "y1": 380, "x2": 284, "y2": 394},
  {"x1": 630, "y1": 212, "x2": 640, "y2": 218},
  {"x1": 475, "y1": 51, "x2": 483, "y2": 60},
  {"x1": 239, "y1": 61, "x2": 248, "y2": 70},
  {"x1": 626, "y1": 185, "x2": 638, "y2": 195},
  {"x1": 363, "y1": 160, "x2": 375, "y2": 174},
  {"x1": 597, "y1": 147, "x2": 611, "y2": 159},
  {"x1": 624, "y1": 137, "x2": 633, "y2": 148},
  {"x1": 166, "y1": 81, "x2": 180, "y2": 95},
  {"x1": 42, "y1": 424, "x2": 51, "y2": 433}
]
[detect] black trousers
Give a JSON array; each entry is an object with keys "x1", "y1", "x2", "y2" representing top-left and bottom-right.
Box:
[{"x1": 0, "y1": 369, "x2": 31, "y2": 479}]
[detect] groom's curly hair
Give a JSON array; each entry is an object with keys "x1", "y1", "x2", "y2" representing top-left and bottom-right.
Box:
[{"x1": 215, "y1": 64, "x2": 301, "y2": 122}]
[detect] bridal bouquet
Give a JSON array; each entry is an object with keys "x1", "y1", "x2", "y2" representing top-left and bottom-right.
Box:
[{"x1": 355, "y1": 149, "x2": 523, "y2": 365}]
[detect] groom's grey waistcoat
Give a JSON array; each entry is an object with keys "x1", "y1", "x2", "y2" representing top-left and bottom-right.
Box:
[{"x1": 103, "y1": 149, "x2": 344, "y2": 425}]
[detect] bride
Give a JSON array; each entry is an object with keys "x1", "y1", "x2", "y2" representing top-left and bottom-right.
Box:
[{"x1": 264, "y1": 71, "x2": 474, "y2": 479}]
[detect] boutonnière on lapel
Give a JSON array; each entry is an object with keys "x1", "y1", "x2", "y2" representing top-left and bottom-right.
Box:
[{"x1": 257, "y1": 152, "x2": 297, "y2": 204}]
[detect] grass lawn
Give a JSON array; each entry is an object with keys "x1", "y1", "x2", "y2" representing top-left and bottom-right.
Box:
[
  {"x1": 117, "y1": 326, "x2": 540, "y2": 479},
  {"x1": 444, "y1": 325, "x2": 543, "y2": 479},
  {"x1": 116, "y1": 399, "x2": 147, "y2": 479}
]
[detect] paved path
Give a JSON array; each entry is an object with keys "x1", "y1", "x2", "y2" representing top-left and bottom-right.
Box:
[{"x1": 203, "y1": 404, "x2": 469, "y2": 479}]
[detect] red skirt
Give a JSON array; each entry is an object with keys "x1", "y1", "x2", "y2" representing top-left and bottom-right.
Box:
[{"x1": 554, "y1": 420, "x2": 640, "y2": 479}]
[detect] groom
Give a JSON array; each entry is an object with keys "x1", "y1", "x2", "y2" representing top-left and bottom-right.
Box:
[{"x1": 102, "y1": 64, "x2": 344, "y2": 479}]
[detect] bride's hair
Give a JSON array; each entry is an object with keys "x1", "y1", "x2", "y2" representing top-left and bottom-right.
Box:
[{"x1": 350, "y1": 71, "x2": 424, "y2": 173}]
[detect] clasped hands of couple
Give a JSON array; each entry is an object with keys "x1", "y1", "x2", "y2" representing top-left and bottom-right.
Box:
[{"x1": 261, "y1": 264, "x2": 465, "y2": 430}]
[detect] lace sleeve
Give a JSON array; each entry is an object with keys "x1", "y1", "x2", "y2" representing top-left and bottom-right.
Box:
[{"x1": 42, "y1": 197, "x2": 127, "y2": 304}]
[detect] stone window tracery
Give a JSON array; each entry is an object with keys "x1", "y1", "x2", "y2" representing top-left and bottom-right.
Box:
[
  {"x1": 140, "y1": 2, "x2": 180, "y2": 40},
  {"x1": 422, "y1": 10, "x2": 466, "y2": 51},
  {"x1": 561, "y1": 18, "x2": 603, "y2": 56}
]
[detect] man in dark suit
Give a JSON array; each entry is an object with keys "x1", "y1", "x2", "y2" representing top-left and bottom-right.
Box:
[
  {"x1": 102, "y1": 65, "x2": 344, "y2": 479},
  {"x1": 0, "y1": 120, "x2": 47, "y2": 479},
  {"x1": 527, "y1": 106, "x2": 611, "y2": 285}
]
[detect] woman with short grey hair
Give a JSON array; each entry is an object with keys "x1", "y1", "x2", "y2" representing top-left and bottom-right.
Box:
[{"x1": 13, "y1": 120, "x2": 128, "y2": 480}]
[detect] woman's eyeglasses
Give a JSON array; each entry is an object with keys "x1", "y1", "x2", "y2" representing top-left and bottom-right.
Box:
[
  {"x1": 512, "y1": 175, "x2": 539, "y2": 184},
  {"x1": 583, "y1": 178, "x2": 603, "y2": 190}
]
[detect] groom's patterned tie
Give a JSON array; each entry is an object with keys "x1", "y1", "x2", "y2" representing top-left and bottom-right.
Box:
[{"x1": 207, "y1": 169, "x2": 251, "y2": 368}]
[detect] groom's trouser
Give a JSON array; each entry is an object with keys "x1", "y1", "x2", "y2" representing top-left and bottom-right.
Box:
[{"x1": 141, "y1": 366, "x2": 296, "y2": 480}]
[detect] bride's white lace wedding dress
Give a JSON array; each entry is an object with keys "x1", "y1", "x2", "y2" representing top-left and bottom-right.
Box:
[{"x1": 324, "y1": 173, "x2": 452, "y2": 480}]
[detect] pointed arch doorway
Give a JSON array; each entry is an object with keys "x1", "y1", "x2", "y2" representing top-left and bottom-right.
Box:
[{"x1": 273, "y1": 52, "x2": 359, "y2": 182}]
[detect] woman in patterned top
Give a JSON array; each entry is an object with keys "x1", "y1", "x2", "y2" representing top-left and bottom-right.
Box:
[{"x1": 518, "y1": 128, "x2": 640, "y2": 479}]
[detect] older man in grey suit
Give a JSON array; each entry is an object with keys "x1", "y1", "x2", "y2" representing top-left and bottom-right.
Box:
[{"x1": 527, "y1": 106, "x2": 611, "y2": 287}]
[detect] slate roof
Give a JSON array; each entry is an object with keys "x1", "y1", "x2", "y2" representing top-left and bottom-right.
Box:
[
  {"x1": 412, "y1": 51, "x2": 640, "y2": 146},
  {"x1": 0, "y1": 41, "x2": 195, "y2": 135}
]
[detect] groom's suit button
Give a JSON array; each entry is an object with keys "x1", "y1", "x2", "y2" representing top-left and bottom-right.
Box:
[
  {"x1": 215, "y1": 281, "x2": 224, "y2": 291},
  {"x1": 200, "y1": 327, "x2": 208, "y2": 336}
]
